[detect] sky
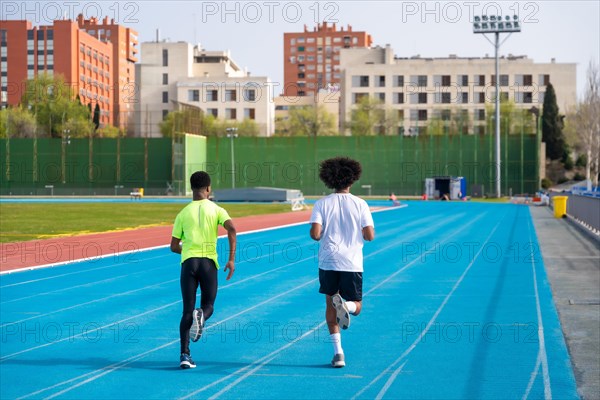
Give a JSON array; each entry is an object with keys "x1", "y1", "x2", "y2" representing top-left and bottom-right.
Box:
[{"x1": 5, "y1": 1, "x2": 600, "y2": 100}]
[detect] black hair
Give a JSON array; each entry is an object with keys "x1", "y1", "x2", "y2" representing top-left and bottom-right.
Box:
[
  {"x1": 190, "y1": 171, "x2": 211, "y2": 191},
  {"x1": 318, "y1": 157, "x2": 362, "y2": 191}
]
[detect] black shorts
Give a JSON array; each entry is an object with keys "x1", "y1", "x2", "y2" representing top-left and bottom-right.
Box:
[{"x1": 318, "y1": 269, "x2": 363, "y2": 301}]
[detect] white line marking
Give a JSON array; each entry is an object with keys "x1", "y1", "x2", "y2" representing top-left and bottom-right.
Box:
[
  {"x1": 526, "y1": 214, "x2": 552, "y2": 400},
  {"x1": 352, "y1": 211, "x2": 506, "y2": 400},
  {"x1": 201, "y1": 212, "x2": 490, "y2": 400},
  {"x1": 522, "y1": 350, "x2": 542, "y2": 400},
  {"x1": 375, "y1": 361, "x2": 408, "y2": 400}
]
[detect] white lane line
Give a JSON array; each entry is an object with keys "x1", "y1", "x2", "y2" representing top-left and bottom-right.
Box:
[
  {"x1": 522, "y1": 350, "x2": 542, "y2": 400},
  {"x1": 374, "y1": 362, "x2": 408, "y2": 400},
  {"x1": 202, "y1": 212, "x2": 490, "y2": 400},
  {"x1": 17, "y1": 278, "x2": 318, "y2": 399},
  {"x1": 352, "y1": 210, "x2": 506, "y2": 400},
  {"x1": 526, "y1": 214, "x2": 552, "y2": 400}
]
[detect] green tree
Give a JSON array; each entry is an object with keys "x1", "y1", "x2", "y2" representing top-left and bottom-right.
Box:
[
  {"x1": 93, "y1": 103, "x2": 101, "y2": 130},
  {"x1": 0, "y1": 106, "x2": 38, "y2": 138},
  {"x1": 95, "y1": 124, "x2": 121, "y2": 138},
  {"x1": 20, "y1": 74, "x2": 92, "y2": 138},
  {"x1": 541, "y1": 83, "x2": 567, "y2": 160},
  {"x1": 348, "y1": 96, "x2": 393, "y2": 136},
  {"x1": 485, "y1": 99, "x2": 535, "y2": 135},
  {"x1": 287, "y1": 105, "x2": 337, "y2": 136}
]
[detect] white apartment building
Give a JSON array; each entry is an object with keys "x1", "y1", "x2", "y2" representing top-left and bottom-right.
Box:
[
  {"x1": 135, "y1": 40, "x2": 274, "y2": 137},
  {"x1": 339, "y1": 45, "x2": 576, "y2": 135}
]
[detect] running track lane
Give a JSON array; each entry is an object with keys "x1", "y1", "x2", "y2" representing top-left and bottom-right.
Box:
[{"x1": 0, "y1": 210, "x2": 313, "y2": 273}]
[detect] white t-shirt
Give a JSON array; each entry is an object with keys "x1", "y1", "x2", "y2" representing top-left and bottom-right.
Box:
[{"x1": 310, "y1": 193, "x2": 374, "y2": 272}]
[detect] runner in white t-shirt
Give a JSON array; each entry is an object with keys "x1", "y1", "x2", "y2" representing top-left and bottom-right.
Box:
[{"x1": 309, "y1": 157, "x2": 375, "y2": 368}]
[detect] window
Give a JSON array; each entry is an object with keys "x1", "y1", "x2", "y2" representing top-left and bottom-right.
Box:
[
  {"x1": 395, "y1": 75, "x2": 404, "y2": 87},
  {"x1": 162, "y1": 91, "x2": 168, "y2": 103},
  {"x1": 188, "y1": 89, "x2": 199, "y2": 102},
  {"x1": 461, "y1": 93, "x2": 469, "y2": 104},
  {"x1": 459, "y1": 75, "x2": 468, "y2": 86},
  {"x1": 206, "y1": 90, "x2": 218, "y2": 101},
  {"x1": 207, "y1": 108, "x2": 218, "y2": 117},
  {"x1": 244, "y1": 108, "x2": 255, "y2": 120},
  {"x1": 162, "y1": 110, "x2": 169, "y2": 120},
  {"x1": 376, "y1": 75, "x2": 385, "y2": 87},
  {"x1": 418, "y1": 110, "x2": 428, "y2": 121},
  {"x1": 225, "y1": 108, "x2": 237, "y2": 119},
  {"x1": 500, "y1": 75, "x2": 509, "y2": 86},
  {"x1": 397, "y1": 110, "x2": 404, "y2": 120},
  {"x1": 523, "y1": 92, "x2": 533, "y2": 103},
  {"x1": 478, "y1": 92, "x2": 486, "y2": 103},
  {"x1": 394, "y1": 93, "x2": 404, "y2": 104},
  {"x1": 441, "y1": 109, "x2": 452, "y2": 121},
  {"x1": 225, "y1": 89, "x2": 237, "y2": 102},
  {"x1": 243, "y1": 88, "x2": 256, "y2": 102},
  {"x1": 37, "y1": 30, "x2": 44, "y2": 40},
  {"x1": 523, "y1": 75, "x2": 533, "y2": 86},
  {"x1": 162, "y1": 73, "x2": 168, "y2": 85},
  {"x1": 477, "y1": 75, "x2": 485, "y2": 86},
  {"x1": 538, "y1": 92, "x2": 545, "y2": 103},
  {"x1": 298, "y1": 46, "x2": 305, "y2": 52},
  {"x1": 441, "y1": 75, "x2": 451, "y2": 86},
  {"x1": 477, "y1": 109, "x2": 485, "y2": 121},
  {"x1": 376, "y1": 93, "x2": 385, "y2": 102},
  {"x1": 501, "y1": 92, "x2": 509, "y2": 102},
  {"x1": 418, "y1": 93, "x2": 427, "y2": 104},
  {"x1": 162, "y1": 49, "x2": 168, "y2": 66},
  {"x1": 441, "y1": 93, "x2": 451, "y2": 104},
  {"x1": 353, "y1": 93, "x2": 368, "y2": 104},
  {"x1": 539, "y1": 74, "x2": 550, "y2": 86},
  {"x1": 418, "y1": 75, "x2": 427, "y2": 87},
  {"x1": 352, "y1": 75, "x2": 369, "y2": 87}
]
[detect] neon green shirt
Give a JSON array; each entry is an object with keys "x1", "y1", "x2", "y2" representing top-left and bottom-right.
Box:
[{"x1": 171, "y1": 199, "x2": 231, "y2": 268}]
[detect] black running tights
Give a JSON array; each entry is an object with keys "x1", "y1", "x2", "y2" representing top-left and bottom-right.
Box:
[{"x1": 179, "y1": 257, "x2": 218, "y2": 354}]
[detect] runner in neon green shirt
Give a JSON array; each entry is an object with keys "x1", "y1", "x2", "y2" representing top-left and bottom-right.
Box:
[{"x1": 170, "y1": 171, "x2": 237, "y2": 369}]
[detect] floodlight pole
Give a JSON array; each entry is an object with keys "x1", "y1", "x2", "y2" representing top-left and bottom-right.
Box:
[
  {"x1": 494, "y1": 31, "x2": 501, "y2": 198},
  {"x1": 473, "y1": 15, "x2": 520, "y2": 198}
]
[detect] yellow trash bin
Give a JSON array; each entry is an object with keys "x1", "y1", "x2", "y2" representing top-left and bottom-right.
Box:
[{"x1": 553, "y1": 196, "x2": 568, "y2": 218}]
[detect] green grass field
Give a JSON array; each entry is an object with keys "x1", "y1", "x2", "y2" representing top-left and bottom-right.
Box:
[{"x1": 0, "y1": 203, "x2": 295, "y2": 243}]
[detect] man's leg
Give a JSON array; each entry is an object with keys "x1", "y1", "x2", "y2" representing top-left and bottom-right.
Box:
[
  {"x1": 179, "y1": 259, "x2": 199, "y2": 368},
  {"x1": 197, "y1": 258, "x2": 218, "y2": 320}
]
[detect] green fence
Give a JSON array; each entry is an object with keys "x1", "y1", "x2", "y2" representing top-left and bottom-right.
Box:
[
  {"x1": 206, "y1": 133, "x2": 540, "y2": 196},
  {"x1": 0, "y1": 133, "x2": 540, "y2": 197},
  {"x1": 1, "y1": 137, "x2": 172, "y2": 195}
]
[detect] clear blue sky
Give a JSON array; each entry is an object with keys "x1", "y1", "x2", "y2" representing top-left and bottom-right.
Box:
[{"x1": 6, "y1": 1, "x2": 600, "y2": 101}]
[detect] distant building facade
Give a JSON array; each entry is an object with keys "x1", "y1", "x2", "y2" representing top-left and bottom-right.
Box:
[
  {"x1": 77, "y1": 15, "x2": 138, "y2": 131},
  {"x1": 136, "y1": 40, "x2": 274, "y2": 137},
  {"x1": 0, "y1": 16, "x2": 138, "y2": 129},
  {"x1": 283, "y1": 22, "x2": 372, "y2": 97},
  {"x1": 274, "y1": 89, "x2": 340, "y2": 135},
  {"x1": 339, "y1": 45, "x2": 576, "y2": 135}
]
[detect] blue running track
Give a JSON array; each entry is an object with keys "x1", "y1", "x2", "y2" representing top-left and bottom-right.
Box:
[{"x1": 0, "y1": 202, "x2": 578, "y2": 399}]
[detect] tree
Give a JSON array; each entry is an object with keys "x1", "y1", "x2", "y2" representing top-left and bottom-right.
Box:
[
  {"x1": 347, "y1": 96, "x2": 394, "y2": 136},
  {"x1": 93, "y1": 103, "x2": 101, "y2": 131},
  {"x1": 20, "y1": 74, "x2": 92, "y2": 138},
  {"x1": 564, "y1": 60, "x2": 600, "y2": 186},
  {"x1": 541, "y1": 83, "x2": 567, "y2": 160},
  {"x1": 287, "y1": 105, "x2": 337, "y2": 136},
  {"x1": 0, "y1": 106, "x2": 38, "y2": 138},
  {"x1": 485, "y1": 99, "x2": 535, "y2": 135}
]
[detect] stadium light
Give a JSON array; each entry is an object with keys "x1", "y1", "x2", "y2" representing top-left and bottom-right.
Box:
[
  {"x1": 226, "y1": 127, "x2": 238, "y2": 189},
  {"x1": 472, "y1": 14, "x2": 521, "y2": 198}
]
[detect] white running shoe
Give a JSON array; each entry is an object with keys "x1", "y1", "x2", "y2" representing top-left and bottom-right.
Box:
[
  {"x1": 331, "y1": 353, "x2": 346, "y2": 368},
  {"x1": 332, "y1": 294, "x2": 350, "y2": 330},
  {"x1": 191, "y1": 308, "x2": 204, "y2": 342}
]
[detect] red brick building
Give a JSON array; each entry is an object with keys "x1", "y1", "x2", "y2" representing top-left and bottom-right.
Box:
[
  {"x1": 283, "y1": 22, "x2": 373, "y2": 96},
  {"x1": 0, "y1": 16, "x2": 138, "y2": 129},
  {"x1": 77, "y1": 15, "x2": 138, "y2": 130}
]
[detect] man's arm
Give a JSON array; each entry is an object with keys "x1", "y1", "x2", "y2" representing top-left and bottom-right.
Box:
[
  {"x1": 223, "y1": 219, "x2": 237, "y2": 280},
  {"x1": 362, "y1": 226, "x2": 375, "y2": 241},
  {"x1": 170, "y1": 237, "x2": 182, "y2": 254},
  {"x1": 310, "y1": 223, "x2": 322, "y2": 241}
]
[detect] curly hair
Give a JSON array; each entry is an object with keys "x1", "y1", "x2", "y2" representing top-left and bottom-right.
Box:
[
  {"x1": 318, "y1": 157, "x2": 362, "y2": 191},
  {"x1": 190, "y1": 171, "x2": 211, "y2": 190}
]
